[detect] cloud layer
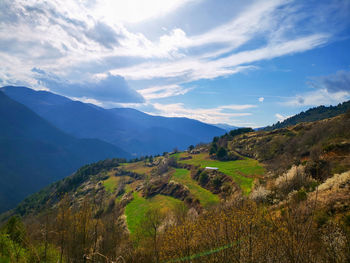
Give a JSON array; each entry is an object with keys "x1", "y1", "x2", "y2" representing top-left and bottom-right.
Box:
[
  {"x1": 1, "y1": 0, "x2": 349, "y2": 125},
  {"x1": 35, "y1": 71, "x2": 144, "y2": 103}
]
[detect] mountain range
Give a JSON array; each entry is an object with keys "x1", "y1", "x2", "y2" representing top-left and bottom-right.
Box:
[
  {"x1": 1, "y1": 86, "x2": 226, "y2": 156},
  {"x1": 3, "y1": 111, "x2": 348, "y2": 263},
  {"x1": 0, "y1": 90, "x2": 130, "y2": 212},
  {"x1": 0, "y1": 86, "x2": 227, "y2": 212}
]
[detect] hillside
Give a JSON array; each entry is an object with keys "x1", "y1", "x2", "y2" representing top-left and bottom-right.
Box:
[
  {"x1": 0, "y1": 91, "x2": 129, "y2": 213},
  {"x1": 263, "y1": 100, "x2": 350, "y2": 131},
  {"x1": 228, "y1": 113, "x2": 350, "y2": 175},
  {"x1": 1, "y1": 113, "x2": 349, "y2": 262},
  {"x1": 1, "y1": 86, "x2": 225, "y2": 156}
]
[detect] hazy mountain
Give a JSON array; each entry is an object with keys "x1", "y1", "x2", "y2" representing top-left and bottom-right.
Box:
[
  {"x1": 2, "y1": 86, "x2": 225, "y2": 156},
  {"x1": 214, "y1": 123, "x2": 240, "y2": 132},
  {"x1": 0, "y1": 91, "x2": 129, "y2": 212}
]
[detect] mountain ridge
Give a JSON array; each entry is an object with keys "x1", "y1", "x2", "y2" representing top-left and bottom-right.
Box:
[
  {"x1": 264, "y1": 100, "x2": 350, "y2": 131},
  {"x1": 1, "y1": 86, "x2": 226, "y2": 156},
  {"x1": 0, "y1": 91, "x2": 130, "y2": 212}
]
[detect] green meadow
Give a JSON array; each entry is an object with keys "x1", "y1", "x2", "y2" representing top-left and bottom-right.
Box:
[
  {"x1": 172, "y1": 168, "x2": 219, "y2": 207},
  {"x1": 125, "y1": 191, "x2": 182, "y2": 234},
  {"x1": 176, "y1": 153, "x2": 265, "y2": 194}
]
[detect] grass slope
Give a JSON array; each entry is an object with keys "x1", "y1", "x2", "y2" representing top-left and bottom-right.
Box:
[
  {"x1": 172, "y1": 169, "x2": 219, "y2": 207},
  {"x1": 120, "y1": 161, "x2": 153, "y2": 175},
  {"x1": 103, "y1": 176, "x2": 121, "y2": 194},
  {"x1": 125, "y1": 192, "x2": 182, "y2": 234},
  {"x1": 176, "y1": 153, "x2": 265, "y2": 194}
]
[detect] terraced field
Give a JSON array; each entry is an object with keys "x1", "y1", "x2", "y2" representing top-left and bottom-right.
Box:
[
  {"x1": 125, "y1": 191, "x2": 182, "y2": 234},
  {"x1": 120, "y1": 161, "x2": 154, "y2": 175},
  {"x1": 118, "y1": 152, "x2": 264, "y2": 234},
  {"x1": 172, "y1": 168, "x2": 219, "y2": 207},
  {"x1": 102, "y1": 176, "x2": 121, "y2": 193},
  {"x1": 174, "y1": 152, "x2": 265, "y2": 194}
]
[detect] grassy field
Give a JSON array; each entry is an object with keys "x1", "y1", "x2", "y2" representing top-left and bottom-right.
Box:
[
  {"x1": 175, "y1": 153, "x2": 265, "y2": 194},
  {"x1": 125, "y1": 191, "x2": 182, "y2": 234},
  {"x1": 121, "y1": 161, "x2": 154, "y2": 175},
  {"x1": 172, "y1": 168, "x2": 219, "y2": 207},
  {"x1": 103, "y1": 176, "x2": 120, "y2": 193}
]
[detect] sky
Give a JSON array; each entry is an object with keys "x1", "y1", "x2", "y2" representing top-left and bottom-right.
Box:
[{"x1": 1, "y1": 0, "x2": 350, "y2": 127}]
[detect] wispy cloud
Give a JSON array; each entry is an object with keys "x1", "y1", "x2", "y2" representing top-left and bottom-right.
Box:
[
  {"x1": 138, "y1": 84, "x2": 191, "y2": 100},
  {"x1": 309, "y1": 70, "x2": 350, "y2": 93},
  {"x1": 0, "y1": 0, "x2": 349, "y2": 126},
  {"x1": 0, "y1": 0, "x2": 338, "y2": 87},
  {"x1": 219, "y1": 104, "x2": 257, "y2": 110},
  {"x1": 285, "y1": 89, "x2": 349, "y2": 107},
  {"x1": 109, "y1": 34, "x2": 329, "y2": 81},
  {"x1": 148, "y1": 103, "x2": 253, "y2": 125},
  {"x1": 285, "y1": 70, "x2": 350, "y2": 107},
  {"x1": 275, "y1": 113, "x2": 290, "y2": 121}
]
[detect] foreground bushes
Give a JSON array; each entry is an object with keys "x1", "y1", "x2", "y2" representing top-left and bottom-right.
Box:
[{"x1": 2, "y1": 195, "x2": 349, "y2": 263}]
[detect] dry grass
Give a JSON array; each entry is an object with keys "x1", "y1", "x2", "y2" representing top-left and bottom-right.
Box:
[{"x1": 318, "y1": 170, "x2": 350, "y2": 191}]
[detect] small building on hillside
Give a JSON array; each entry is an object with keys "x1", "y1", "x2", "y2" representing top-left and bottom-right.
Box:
[{"x1": 205, "y1": 167, "x2": 218, "y2": 170}]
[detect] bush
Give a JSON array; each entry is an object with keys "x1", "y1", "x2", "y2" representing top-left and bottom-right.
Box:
[
  {"x1": 305, "y1": 160, "x2": 330, "y2": 181},
  {"x1": 274, "y1": 165, "x2": 314, "y2": 197},
  {"x1": 199, "y1": 171, "x2": 209, "y2": 185},
  {"x1": 317, "y1": 171, "x2": 350, "y2": 192},
  {"x1": 212, "y1": 176, "x2": 222, "y2": 189},
  {"x1": 229, "y1": 127, "x2": 254, "y2": 137},
  {"x1": 291, "y1": 188, "x2": 307, "y2": 203},
  {"x1": 209, "y1": 143, "x2": 217, "y2": 155},
  {"x1": 216, "y1": 147, "x2": 228, "y2": 160},
  {"x1": 250, "y1": 185, "x2": 271, "y2": 203}
]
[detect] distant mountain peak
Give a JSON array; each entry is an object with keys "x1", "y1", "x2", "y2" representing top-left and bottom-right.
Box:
[{"x1": 2, "y1": 85, "x2": 225, "y2": 156}]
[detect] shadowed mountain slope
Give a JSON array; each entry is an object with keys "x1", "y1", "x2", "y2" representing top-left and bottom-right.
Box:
[
  {"x1": 0, "y1": 91, "x2": 129, "y2": 212},
  {"x1": 2, "y1": 86, "x2": 225, "y2": 156}
]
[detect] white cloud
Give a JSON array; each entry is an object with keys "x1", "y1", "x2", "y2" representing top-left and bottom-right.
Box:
[
  {"x1": 138, "y1": 84, "x2": 192, "y2": 100},
  {"x1": 285, "y1": 89, "x2": 349, "y2": 107},
  {"x1": 275, "y1": 113, "x2": 288, "y2": 121},
  {"x1": 219, "y1": 104, "x2": 257, "y2": 110},
  {"x1": 109, "y1": 33, "x2": 329, "y2": 81},
  {"x1": 0, "y1": 0, "x2": 347, "y2": 110},
  {"x1": 94, "y1": 0, "x2": 197, "y2": 24},
  {"x1": 259, "y1": 97, "x2": 264, "y2": 102},
  {"x1": 148, "y1": 103, "x2": 252, "y2": 125}
]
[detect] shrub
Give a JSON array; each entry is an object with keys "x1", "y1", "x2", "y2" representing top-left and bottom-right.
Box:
[
  {"x1": 321, "y1": 222, "x2": 347, "y2": 262},
  {"x1": 274, "y1": 165, "x2": 313, "y2": 197},
  {"x1": 212, "y1": 176, "x2": 222, "y2": 189},
  {"x1": 229, "y1": 127, "x2": 254, "y2": 137},
  {"x1": 250, "y1": 185, "x2": 271, "y2": 203},
  {"x1": 315, "y1": 210, "x2": 330, "y2": 227},
  {"x1": 209, "y1": 143, "x2": 217, "y2": 155},
  {"x1": 216, "y1": 147, "x2": 228, "y2": 160},
  {"x1": 199, "y1": 171, "x2": 209, "y2": 185},
  {"x1": 291, "y1": 188, "x2": 307, "y2": 203},
  {"x1": 317, "y1": 171, "x2": 350, "y2": 192}
]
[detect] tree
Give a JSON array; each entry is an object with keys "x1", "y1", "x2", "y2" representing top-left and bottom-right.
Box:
[
  {"x1": 141, "y1": 208, "x2": 165, "y2": 263},
  {"x1": 209, "y1": 143, "x2": 218, "y2": 155},
  {"x1": 188, "y1": 145, "x2": 194, "y2": 151},
  {"x1": 199, "y1": 171, "x2": 209, "y2": 185},
  {"x1": 216, "y1": 147, "x2": 228, "y2": 160},
  {"x1": 229, "y1": 127, "x2": 254, "y2": 137},
  {"x1": 1, "y1": 216, "x2": 27, "y2": 262}
]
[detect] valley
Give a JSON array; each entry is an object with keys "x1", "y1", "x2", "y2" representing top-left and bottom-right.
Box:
[{"x1": 1, "y1": 111, "x2": 348, "y2": 262}]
